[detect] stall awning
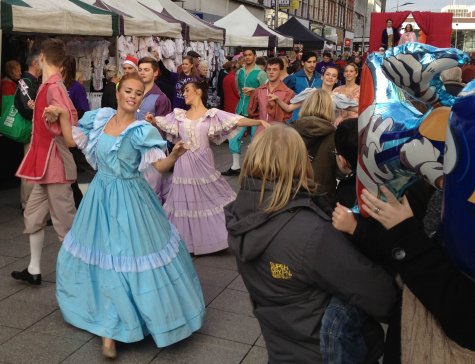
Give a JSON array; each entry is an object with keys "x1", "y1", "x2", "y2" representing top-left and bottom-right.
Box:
[
  {"x1": 0, "y1": 0, "x2": 119, "y2": 36},
  {"x1": 214, "y1": 5, "x2": 293, "y2": 48},
  {"x1": 136, "y1": 0, "x2": 225, "y2": 43},
  {"x1": 81, "y1": 0, "x2": 183, "y2": 38},
  {"x1": 276, "y1": 17, "x2": 329, "y2": 50}
]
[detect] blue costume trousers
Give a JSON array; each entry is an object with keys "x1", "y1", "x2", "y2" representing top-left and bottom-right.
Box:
[{"x1": 228, "y1": 126, "x2": 257, "y2": 154}]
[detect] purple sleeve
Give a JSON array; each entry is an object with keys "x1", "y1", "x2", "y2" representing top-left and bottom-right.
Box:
[
  {"x1": 155, "y1": 93, "x2": 172, "y2": 117},
  {"x1": 69, "y1": 81, "x2": 90, "y2": 114}
]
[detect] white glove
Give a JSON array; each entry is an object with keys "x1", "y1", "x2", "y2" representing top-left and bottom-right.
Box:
[{"x1": 400, "y1": 137, "x2": 443, "y2": 187}]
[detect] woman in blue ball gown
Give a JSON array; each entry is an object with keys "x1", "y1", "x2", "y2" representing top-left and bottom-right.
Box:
[{"x1": 46, "y1": 73, "x2": 205, "y2": 359}]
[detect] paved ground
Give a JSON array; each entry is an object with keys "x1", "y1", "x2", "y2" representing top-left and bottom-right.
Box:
[{"x1": 0, "y1": 140, "x2": 269, "y2": 363}]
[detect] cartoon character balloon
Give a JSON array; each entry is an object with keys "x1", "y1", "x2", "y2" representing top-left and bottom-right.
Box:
[
  {"x1": 442, "y1": 81, "x2": 475, "y2": 279},
  {"x1": 357, "y1": 43, "x2": 468, "y2": 216},
  {"x1": 357, "y1": 42, "x2": 475, "y2": 279}
]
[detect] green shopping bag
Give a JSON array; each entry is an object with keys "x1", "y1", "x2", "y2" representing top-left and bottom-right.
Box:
[{"x1": 0, "y1": 94, "x2": 32, "y2": 144}]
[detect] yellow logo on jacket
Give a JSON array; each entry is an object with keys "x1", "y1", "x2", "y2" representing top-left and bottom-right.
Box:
[{"x1": 270, "y1": 262, "x2": 293, "y2": 279}]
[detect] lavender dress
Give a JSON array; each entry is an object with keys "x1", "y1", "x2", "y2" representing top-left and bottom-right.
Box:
[{"x1": 156, "y1": 108, "x2": 242, "y2": 255}]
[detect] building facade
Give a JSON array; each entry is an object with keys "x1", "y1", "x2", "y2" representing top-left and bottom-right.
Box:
[
  {"x1": 442, "y1": 4, "x2": 475, "y2": 52},
  {"x1": 178, "y1": 0, "x2": 381, "y2": 53},
  {"x1": 178, "y1": 0, "x2": 267, "y2": 21},
  {"x1": 265, "y1": 0, "x2": 363, "y2": 52}
]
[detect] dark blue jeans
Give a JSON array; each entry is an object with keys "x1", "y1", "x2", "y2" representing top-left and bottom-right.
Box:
[{"x1": 320, "y1": 296, "x2": 370, "y2": 364}]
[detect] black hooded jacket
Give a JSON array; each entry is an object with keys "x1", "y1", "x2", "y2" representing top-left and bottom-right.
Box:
[{"x1": 225, "y1": 178, "x2": 397, "y2": 364}]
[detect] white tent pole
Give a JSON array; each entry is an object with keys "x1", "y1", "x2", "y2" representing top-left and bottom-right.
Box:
[{"x1": 274, "y1": 0, "x2": 279, "y2": 55}]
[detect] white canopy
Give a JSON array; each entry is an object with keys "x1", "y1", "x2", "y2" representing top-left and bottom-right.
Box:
[
  {"x1": 214, "y1": 5, "x2": 293, "y2": 48},
  {"x1": 0, "y1": 0, "x2": 117, "y2": 36},
  {"x1": 80, "y1": 0, "x2": 183, "y2": 38},
  {"x1": 137, "y1": 0, "x2": 225, "y2": 43}
]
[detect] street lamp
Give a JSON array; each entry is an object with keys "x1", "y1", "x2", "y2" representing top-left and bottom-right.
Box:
[
  {"x1": 455, "y1": 23, "x2": 459, "y2": 49},
  {"x1": 393, "y1": 2, "x2": 414, "y2": 11}
]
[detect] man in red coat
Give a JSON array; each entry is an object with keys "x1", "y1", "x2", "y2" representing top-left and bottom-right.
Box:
[
  {"x1": 12, "y1": 38, "x2": 78, "y2": 285},
  {"x1": 222, "y1": 60, "x2": 240, "y2": 113}
]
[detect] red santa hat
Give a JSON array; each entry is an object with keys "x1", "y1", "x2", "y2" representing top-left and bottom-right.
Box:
[{"x1": 122, "y1": 55, "x2": 138, "y2": 71}]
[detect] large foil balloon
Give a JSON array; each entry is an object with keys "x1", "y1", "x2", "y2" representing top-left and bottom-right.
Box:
[
  {"x1": 442, "y1": 81, "x2": 475, "y2": 279},
  {"x1": 357, "y1": 43, "x2": 468, "y2": 216}
]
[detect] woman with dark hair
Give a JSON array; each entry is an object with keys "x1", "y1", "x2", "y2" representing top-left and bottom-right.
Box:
[
  {"x1": 157, "y1": 54, "x2": 199, "y2": 110},
  {"x1": 398, "y1": 24, "x2": 417, "y2": 45},
  {"x1": 147, "y1": 80, "x2": 269, "y2": 255},
  {"x1": 332, "y1": 63, "x2": 360, "y2": 126},
  {"x1": 61, "y1": 55, "x2": 89, "y2": 118}
]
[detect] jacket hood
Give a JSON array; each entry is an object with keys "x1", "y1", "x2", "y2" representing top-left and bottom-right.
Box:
[
  {"x1": 224, "y1": 178, "x2": 328, "y2": 262},
  {"x1": 292, "y1": 116, "x2": 335, "y2": 139}
]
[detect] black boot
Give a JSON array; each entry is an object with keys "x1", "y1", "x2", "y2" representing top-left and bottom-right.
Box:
[
  {"x1": 11, "y1": 268, "x2": 42, "y2": 285},
  {"x1": 221, "y1": 167, "x2": 241, "y2": 176}
]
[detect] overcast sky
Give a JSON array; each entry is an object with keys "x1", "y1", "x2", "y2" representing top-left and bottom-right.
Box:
[{"x1": 385, "y1": 0, "x2": 473, "y2": 12}]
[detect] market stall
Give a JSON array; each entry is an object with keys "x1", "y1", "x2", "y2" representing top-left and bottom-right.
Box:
[
  {"x1": 138, "y1": 0, "x2": 225, "y2": 43},
  {"x1": 214, "y1": 5, "x2": 293, "y2": 49},
  {"x1": 276, "y1": 17, "x2": 329, "y2": 51},
  {"x1": 80, "y1": 0, "x2": 183, "y2": 39},
  {"x1": 0, "y1": 0, "x2": 118, "y2": 35},
  {"x1": 1, "y1": 0, "x2": 226, "y2": 98}
]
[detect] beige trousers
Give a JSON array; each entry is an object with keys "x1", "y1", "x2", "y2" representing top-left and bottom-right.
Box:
[{"x1": 23, "y1": 183, "x2": 76, "y2": 241}]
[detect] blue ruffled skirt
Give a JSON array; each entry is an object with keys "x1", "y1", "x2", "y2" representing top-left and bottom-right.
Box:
[{"x1": 56, "y1": 171, "x2": 205, "y2": 346}]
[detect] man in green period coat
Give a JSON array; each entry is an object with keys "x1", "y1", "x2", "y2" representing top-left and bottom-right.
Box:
[{"x1": 221, "y1": 48, "x2": 268, "y2": 176}]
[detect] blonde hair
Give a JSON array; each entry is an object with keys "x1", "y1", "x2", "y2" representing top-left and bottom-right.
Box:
[
  {"x1": 239, "y1": 124, "x2": 315, "y2": 213},
  {"x1": 279, "y1": 55, "x2": 289, "y2": 68},
  {"x1": 346, "y1": 63, "x2": 359, "y2": 75},
  {"x1": 298, "y1": 88, "x2": 335, "y2": 122}
]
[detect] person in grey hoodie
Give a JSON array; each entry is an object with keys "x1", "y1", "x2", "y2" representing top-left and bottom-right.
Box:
[
  {"x1": 291, "y1": 89, "x2": 337, "y2": 205},
  {"x1": 225, "y1": 124, "x2": 397, "y2": 364}
]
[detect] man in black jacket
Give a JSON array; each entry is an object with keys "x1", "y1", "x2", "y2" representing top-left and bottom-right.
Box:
[
  {"x1": 15, "y1": 50, "x2": 42, "y2": 210},
  {"x1": 381, "y1": 19, "x2": 401, "y2": 49}
]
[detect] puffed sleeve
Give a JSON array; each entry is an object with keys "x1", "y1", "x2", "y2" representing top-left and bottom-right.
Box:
[
  {"x1": 72, "y1": 108, "x2": 114, "y2": 170},
  {"x1": 154, "y1": 110, "x2": 181, "y2": 144},
  {"x1": 130, "y1": 123, "x2": 168, "y2": 171},
  {"x1": 207, "y1": 108, "x2": 243, "y2": 145}
]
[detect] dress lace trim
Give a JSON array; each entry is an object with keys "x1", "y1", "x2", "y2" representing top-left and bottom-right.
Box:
[
  {"x1": 156, "y1": 108, "x2": 243, "y2": 146},
  {"x1": 172, "y1": 170, "x2": 221, "y2": 185},
  {"x1": 155, "y1": 116, "x2": 179, "y2": 139},
  {"x1": 164, "y1": 195, "x2": 236, "y2": 218},
  {"x1": 63, "y1": 225, "x2": 182, "y2": 272},
  {"x1": 138, "y1": 148, "x2": 167, "y2": 171}
]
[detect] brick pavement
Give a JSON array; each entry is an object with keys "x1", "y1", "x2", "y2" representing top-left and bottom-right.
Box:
[{"x1": 0, "y1": 140, "x2": 268, "y2": 363}]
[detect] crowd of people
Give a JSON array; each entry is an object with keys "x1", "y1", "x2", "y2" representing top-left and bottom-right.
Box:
[{"x1": 1, "y1": 34, "x2": 475, "y2": 363}]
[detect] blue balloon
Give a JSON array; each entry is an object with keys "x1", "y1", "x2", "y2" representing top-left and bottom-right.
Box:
[
  {"x1": 442, "y1": 80, "x2": 475, "y2": 279},
  {"x1": 357, "y1": 43, "x2": 468, "y2": 214}
]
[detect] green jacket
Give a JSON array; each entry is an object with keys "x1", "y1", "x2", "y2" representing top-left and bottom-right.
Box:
[{"x1": 235, "y1": 65, "x2": 268, "y2": 116}]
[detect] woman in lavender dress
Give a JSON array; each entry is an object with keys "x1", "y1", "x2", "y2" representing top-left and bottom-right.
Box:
[{"x1": 149, "y1": 80, "x2": 269, "y2": 255}]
